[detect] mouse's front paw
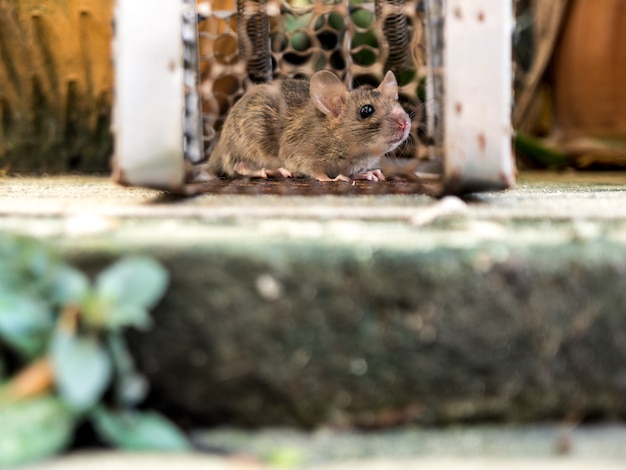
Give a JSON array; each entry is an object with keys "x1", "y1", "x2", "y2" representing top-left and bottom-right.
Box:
[{"x1": 353, "y1": 169, "x2": 385, "y2": 182}]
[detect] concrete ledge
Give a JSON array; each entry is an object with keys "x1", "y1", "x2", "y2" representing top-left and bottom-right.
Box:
[
  {"x1": 27, "y1": 425, "x2": 626, "y2": 469},
  {"x1": 2, "y1": 173, "x2": 626, "y2": 427}
]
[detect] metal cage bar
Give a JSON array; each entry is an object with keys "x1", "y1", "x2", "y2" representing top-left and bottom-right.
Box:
[
  {"x1": 112, "y1": 0, "x2": 188, "y2": 190},
  {"x1": 112, "y1": 0, "x2": 515, "y2": 194},
  {"x1": 443, "y1": 0, "x2": 515, "y2": 193}
]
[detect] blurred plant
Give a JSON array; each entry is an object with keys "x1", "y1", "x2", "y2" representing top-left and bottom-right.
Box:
[{"x1": 0, "y1": 234, "x2": 189, "y2": 467}]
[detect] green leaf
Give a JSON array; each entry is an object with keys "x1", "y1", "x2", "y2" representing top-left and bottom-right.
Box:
[
  {"x1": 106, "y1": 304, "x2": 152, "y2": 330},
  {"x1": 50, "y1": 329, "x2": 112, "y2": 411},
  {"x1": 0, "y1": 395, "x2": 76, "y2": 467},
  {"x1": 21, "y1": 239, "x2": 58, "y2": 280},
  {"x1": 0, "y1": 292, "x2": 53, "y2": 358},
  {"x1": 92, "y1": 407, "x2": 191, "y2": 451},
  {"x1": 0, "y1": 235, "x2": 60, "y2": 291},
  {"x1": 107, "y1": 333, "x2": 148, "y2": 407},
  {"x1": 93, "y1": 257, "x2": 169, "y2": 329},
  {"x1": 514, "y1": 131, "x2": 569, "y2": 167},
  {"x1": 51, "y1": 265, "x2": 90, "y2": 306}
]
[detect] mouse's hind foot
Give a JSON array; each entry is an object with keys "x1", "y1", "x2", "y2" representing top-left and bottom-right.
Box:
[
  {"x1": 234, "y1": 162, "x2": 293, "y2": 179},
  {"x1": 265, "y1": 167, "x2": 294, "y2": 178},
  {"x1": 352, "y1": 169, "x2": 385, "y2": 182}
]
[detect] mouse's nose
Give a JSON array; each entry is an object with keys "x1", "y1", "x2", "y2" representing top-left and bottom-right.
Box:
[
  {"x1": 391, "y1": 107, "x2": 411, "y2": 131},
  {"x1": 397, "y1": 117, "x2": 410, "y2": 131}
]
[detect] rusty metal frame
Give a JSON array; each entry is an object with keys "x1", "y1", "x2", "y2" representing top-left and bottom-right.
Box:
[{"x1": 441, "y1": 0, "x2": 515, "y2": 194}]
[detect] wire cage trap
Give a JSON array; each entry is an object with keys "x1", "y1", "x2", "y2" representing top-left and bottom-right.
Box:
[{"x1": 112, "y1": 0, "x2": 514, "y2": 195}]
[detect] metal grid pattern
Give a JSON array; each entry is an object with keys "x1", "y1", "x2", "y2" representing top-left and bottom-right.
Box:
[
  {"x1": 197, "y1": 0, "x2": 432, "y2": 162},
  {"x1": 422, "y1": 0, "x2": 444, "y2": 157},
  {"x1": 183, "y1": 0, "x2": 204, "y2": 163}
]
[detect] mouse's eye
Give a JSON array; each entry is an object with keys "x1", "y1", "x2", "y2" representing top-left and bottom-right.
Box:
[{"x1": 360, "y1": 104, "x2": 375, "y2": 119}]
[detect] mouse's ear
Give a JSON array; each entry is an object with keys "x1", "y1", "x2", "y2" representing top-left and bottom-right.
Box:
[
  {"x1": 310, "y1": 70, "x2": 348, "y2": 119},
  {"x1": 377, "y1": 71, "x2": 399, "y2": 100}
]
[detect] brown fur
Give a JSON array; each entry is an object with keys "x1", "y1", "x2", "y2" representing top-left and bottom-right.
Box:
[{"x1": 205, "y1": 71, "x2": 411, "y2": 181}]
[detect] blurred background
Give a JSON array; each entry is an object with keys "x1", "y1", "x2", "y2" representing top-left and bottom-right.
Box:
[{"x1": 0, "y1": 0, "x2": 624, "y2": 174}]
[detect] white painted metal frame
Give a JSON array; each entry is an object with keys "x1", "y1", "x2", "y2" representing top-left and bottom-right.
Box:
[
  {"x1": 112, "y1": 0, "x2": 187, "y2": 190},
  {"x1": 443, "y1": 0, "x2": 515, "y2": 193},
  {"x1": 111, "y1": 0, "x2": 515, "y2": 195}
]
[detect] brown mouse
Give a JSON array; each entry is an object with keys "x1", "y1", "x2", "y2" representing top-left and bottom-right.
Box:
[{"x1": 203, "y1": 70, "x2": 411, "y2": 182}]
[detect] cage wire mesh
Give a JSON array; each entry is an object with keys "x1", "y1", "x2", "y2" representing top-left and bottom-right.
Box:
[
  {"x1": 183, "y1": 0, "x2": 204, "y2": 163},
  {"x1": 196, "y1": 0, "x2": 444, "y2": 168}
]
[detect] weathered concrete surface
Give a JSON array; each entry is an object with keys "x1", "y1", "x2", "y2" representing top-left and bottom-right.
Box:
[
  {"x1": 2, "y1": 173, "x2": 626, "y2": 427},
  {"x1": 27, "y1": 425, "x2": 626, "y2": 469},
  {"x1": 194, "y1": 425, "x2": 626, "y2": 462},
  {"x1": 25, "y1": 453, "x2": 626, "y2": 470}
]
